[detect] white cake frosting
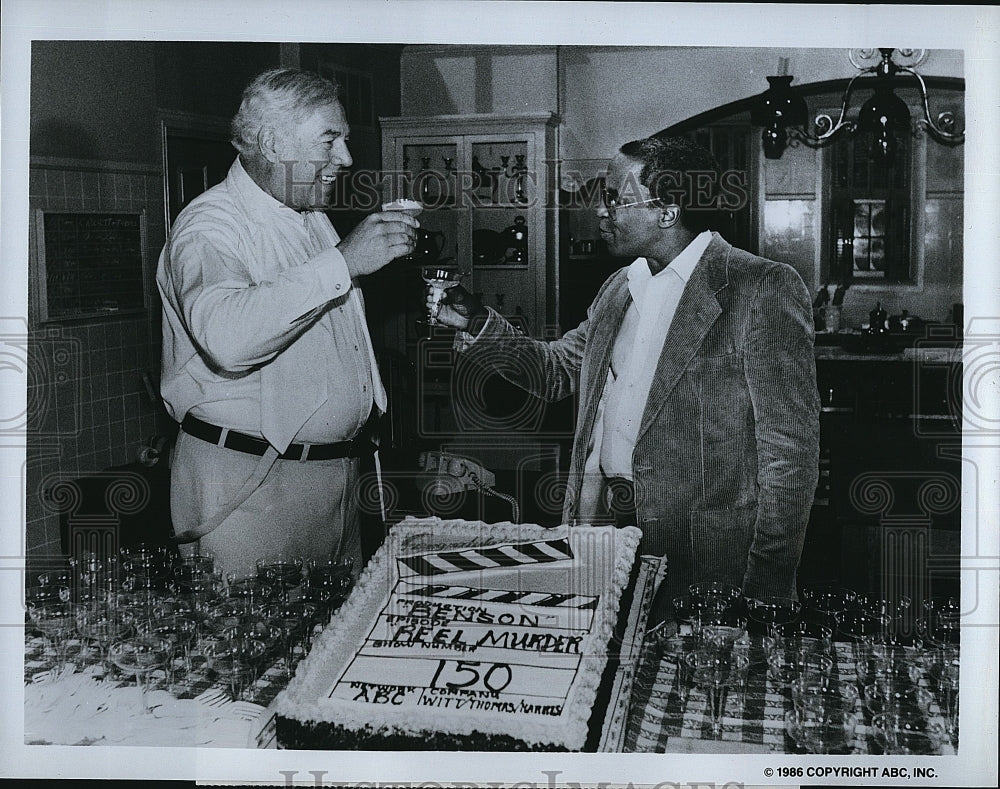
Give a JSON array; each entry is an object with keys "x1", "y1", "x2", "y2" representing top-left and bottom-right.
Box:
[{"x1": 275, "y1": 517, "x2": 642, "y2": 751}]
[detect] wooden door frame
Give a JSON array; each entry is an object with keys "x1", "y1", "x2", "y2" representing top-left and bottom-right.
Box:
[{"x1": 158, "y1": 110, "x2": 233, "y2": 228}]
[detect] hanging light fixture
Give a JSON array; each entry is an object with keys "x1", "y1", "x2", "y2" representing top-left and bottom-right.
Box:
[
  {"x1": 750, "y1": 75, "x2": 809, "y2": 159},
  {"x1": 751, "y1": 48, "x2": 964, "y2": 161}
]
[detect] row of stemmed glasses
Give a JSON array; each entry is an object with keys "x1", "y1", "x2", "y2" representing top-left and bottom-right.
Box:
[
  {"x1": 26, "y1": 545, "x2": 356, "y2": 708},
  {"x1": 914, "y1": 598, "x2": 960, "y2": 747},
  {"x1": 648, "y1": 581, "x2": 960, "y2": 752},
  {"x1": 812, "y1": 589, "x2": 961, "y2": 754},
  {"x1": 170, "y1": 555, "x2": 353, "y2": 700}
]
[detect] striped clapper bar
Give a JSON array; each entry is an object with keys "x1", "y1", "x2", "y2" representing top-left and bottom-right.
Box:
[
  {"x1": 396, "y1": 537, "x2": 574, "y2": 578},
  {"x1": 399, "y1": 582, "x2": 598, "y2": 610}
]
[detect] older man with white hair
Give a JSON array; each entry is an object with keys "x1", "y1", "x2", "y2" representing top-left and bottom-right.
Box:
[{"x1": 157, "y1": 67, "x2": 418, "y2": 579}]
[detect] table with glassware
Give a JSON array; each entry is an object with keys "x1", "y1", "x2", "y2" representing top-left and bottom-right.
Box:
[
  {"x1": 608, "y1": 557, "x2": 961, "y2": 755},
  {"x1": 23, "y1": 545, "x2": 960, "y2": 753},
  {"x1": 23, "y1": 546, "x2": 353, "y2": 748}
]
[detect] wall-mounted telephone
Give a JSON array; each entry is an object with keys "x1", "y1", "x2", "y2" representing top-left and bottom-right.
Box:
[
  {"x1": 415, "y1": 451, "x2": 520, "y2": 522},
  {"x1": 416, "y1": 451, "x2": 495, "y2": 496}
]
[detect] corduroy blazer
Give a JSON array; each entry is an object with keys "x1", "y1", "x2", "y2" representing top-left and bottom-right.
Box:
[{"x1": 460, "y1": 232, "x2": 820, "y2": 599}]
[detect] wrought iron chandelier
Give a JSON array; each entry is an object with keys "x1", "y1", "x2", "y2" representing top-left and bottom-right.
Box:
[{"x1": 750, "y1": 48, "x2": 965, "y2": 162}]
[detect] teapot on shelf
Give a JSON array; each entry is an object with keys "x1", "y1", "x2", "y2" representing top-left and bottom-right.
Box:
[
  {"x1": 867, "y1": 301, "x2": 888, "y2": 335},
  {"x1": 500, "y1": 216, "x2": 528, "y2": 264},
  {"x1": 409, "y1": 229, "x2": 446, "y2": 265}
]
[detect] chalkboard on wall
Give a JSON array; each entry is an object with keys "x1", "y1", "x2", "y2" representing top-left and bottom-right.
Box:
[{"x1": 34, "y1": 210, "x2": 148, "y2": 322}]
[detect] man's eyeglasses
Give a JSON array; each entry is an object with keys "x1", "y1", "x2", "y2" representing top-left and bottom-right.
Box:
[{"x1": 600, "y1": 185, "x2": 660, "y2": 218}]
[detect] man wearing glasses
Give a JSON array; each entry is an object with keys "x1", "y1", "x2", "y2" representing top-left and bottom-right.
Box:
[{"x1": 434, "y1": 135, "x2": 819, "y2": 605}]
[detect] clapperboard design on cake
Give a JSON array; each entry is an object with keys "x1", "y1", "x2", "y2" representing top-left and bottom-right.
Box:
[
  {"x1": 325, "y1": 534, "x2": 599, "y2": 709},
  {"x1": 396, "y1": 537, "x2": 574, "y2": 577}
]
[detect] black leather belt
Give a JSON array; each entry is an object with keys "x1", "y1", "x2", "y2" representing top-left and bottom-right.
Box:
[{"x1": 181, "y1": 413, "x2": 378, "y2": 461}]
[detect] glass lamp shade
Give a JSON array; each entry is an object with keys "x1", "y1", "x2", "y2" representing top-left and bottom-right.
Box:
[
  {"x1": 856, "y1": 87, "x2": 911, "y2": 162},
  {"x1": 751, "y1": 76, "x2": 809, "y2": 127},
  {"x1": 761, "y1": 123, "x2": 787, "y2": 160},
  {"x1": 752, "y1": 76, "x2": 809, "y2": 159}
]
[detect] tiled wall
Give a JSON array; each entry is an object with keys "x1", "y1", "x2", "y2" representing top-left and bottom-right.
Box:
[{"x1": 25, "y1": 159, "x2": 172, "y2": 570}]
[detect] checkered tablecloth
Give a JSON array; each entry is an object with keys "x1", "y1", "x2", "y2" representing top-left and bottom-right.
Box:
[
  {"x1": 24, "y1": 631, "x2": 298, "y2": 711},
  {"x1": 619, "y1": 617, "x2": 958, "y2": 754}
]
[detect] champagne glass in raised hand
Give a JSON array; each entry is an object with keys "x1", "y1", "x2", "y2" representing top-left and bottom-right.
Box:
[{"x1": 420, "y1": 267, "x2": 462, "y2": 326}]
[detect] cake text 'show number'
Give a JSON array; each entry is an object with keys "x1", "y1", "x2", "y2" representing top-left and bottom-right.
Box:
[{"x1": 429, "y1": 660, "x2": 513, "y2": 693}]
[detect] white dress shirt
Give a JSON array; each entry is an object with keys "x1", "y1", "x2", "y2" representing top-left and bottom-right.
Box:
[
  {"x1": 157, "y1": 158, "x2": 385, "y2": 452},
  {"x1": 593, "y1": 230, "x2": 713, "y2": 479}
]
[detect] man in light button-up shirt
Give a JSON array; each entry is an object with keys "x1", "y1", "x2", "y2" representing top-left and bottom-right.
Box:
[
  {"x1": 436, "y1": 136, "x2": 820, "y2": 606},
  {"x1": 157, "y1": 68, "x2": 419, "y2": 579}
]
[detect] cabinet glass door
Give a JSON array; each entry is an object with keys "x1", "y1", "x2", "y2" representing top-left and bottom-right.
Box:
[{"x1": 400, "y1": 141, "x2": 459, "y2": 209}]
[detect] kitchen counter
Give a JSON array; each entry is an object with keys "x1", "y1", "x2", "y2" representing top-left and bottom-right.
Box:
[
  {"x1": 813, "y1": 332, "x2": 962, "y2": 363},
  {"x1": 814, "y1": 345, "x2": 962, "y2": 363}
]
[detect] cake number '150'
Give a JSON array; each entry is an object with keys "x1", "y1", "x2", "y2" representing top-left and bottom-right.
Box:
[{"x1": 429, "y1": 660, "x2": 513, "y2": 693}]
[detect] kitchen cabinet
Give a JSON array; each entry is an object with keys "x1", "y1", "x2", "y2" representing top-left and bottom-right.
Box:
[
  {"x1": 379, "y1": 113, "x2": 560, "y2": 352},
  {"x1": 376, "y1": 113, "x2": 566, "y2": 479},
  {"x1": 800, "y1": 351, "x2": 962, "y2": 604}
]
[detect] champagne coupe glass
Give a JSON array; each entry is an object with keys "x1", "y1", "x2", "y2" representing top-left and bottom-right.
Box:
[
  {"x1": 225, "y1": 619, "x2": 284, "y2": 667},
  {"x1": 76, "y1": 604, "x2": 134, "y2": 682},
  {"x1": 262, "y1": 600, "x2": 318, "y2": 678},
  {"x1": 767, "y1": 644, "x2": 833, "y2": 692},
  {"x1": 856, "y1": 593, "x2": 911, "y2": 626},
  {"x1": 138, "y1": 615, "x2": 197, "y2": 692},
  {"x1": 255, "y1": 554, "x2": 304, "y2": 591},
  {"x1": 785, "y1": 706, "x2": 859, "y2": 754},
  {"x1": 167, "y1": 572, "x2": 225, "y2": 628},
  {"x1": 108, "y1": 635, "x2": 172, "y2": 713},
  {"x1": 699, "y1": 608, "x2": 748, "y2": 650},
  {"x1": 791, "y1": 675, "x2": 859, "y2": 719},
  {"x1": 28, "y1": 602, "x2": 77, "y2": 678},
  {"x1": 175, "y1": 551, "x2": 215, "y2": 576},
  {"x1": 306, "y1": 557, "x2": 355, "y2": 603},
  {"x1": 225, "y1": 573, "x2": 278, "y2": 605},
  {"x1": 687, "y1": 649, "x2": 750, "y2": 738},
  {"x1": 120, "y1": 544, "x2": 171, "y2": 592},
  {"x1": 26, "y1": 584, "x2": 70, "y2": 609},
  {"x1": 205, "y1": 598, "x2": 259, "y2": 636},
  {"x1": 871, "y1": 711, "x2": 947, "y2": 755},
  {"x1": 688, "y1": 582, "x2": 743, "y2": 621},
  {"x1": 746, "y1": 596, "x2": 801, "y2": 639},
  {"x1": 770, "y1": 618, "x2": 835, "y2": 658},
  {"x1": 920, "y1": 644, "x2": 959, "y2": 742},
  {"x1": 671, "y1": 593, "x2": 725, "y2": 641},
  {"x1": 862, "y1": 681, "x2": 934, "y2": 719},
  {"x1": 838, "y1": 610, "x2": 891, "y2": 676},
  {"x1": 648, "y1": 621, "x2": 698, "y2": 705},
  {"x1": 38, "y1": 568, "x2": 73, "y2": 589},
  {"x1": 421, "y1": 267, "x2": 462, "y2": 326},
  {"x1": 802, "y1": 584, "x2": 858, "y2": 618},
  {"x1": 208, "y1": 636, "x2": 266, "y2": 702},
  {"x1": 299, "y1": 585, "x2": 337, "y2": 624}
]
